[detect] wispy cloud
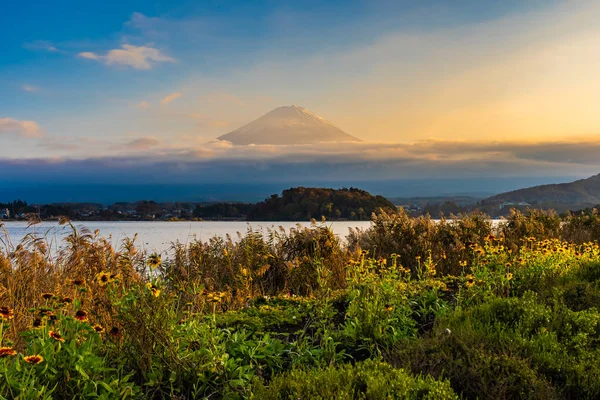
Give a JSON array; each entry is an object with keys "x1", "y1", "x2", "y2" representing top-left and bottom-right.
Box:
[
  {"x1": 123, "y1": 137, "x2": 161, "y2": 150},
  {"x1": 0, "y1": 118, "x2": 43, "y2": 138},
  {"x1": 23, "y1": 40, "x2": 61, "y2": 53},
  {"x1": 160, "y1": 92, "x2": 182, "y2": 105},
  {"x1": 21, "y1": 84, "x2": 40, "y2": 93},
  {"x1": 136, "y1": 101, "x2": 151, "y2": 110},
  {"x1": 78, "y1": 44, "x2": 175, "y2": 70}
]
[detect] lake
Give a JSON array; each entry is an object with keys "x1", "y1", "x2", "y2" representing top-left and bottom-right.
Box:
[{"x1": 0, "y1": 220, "x2": 373, "y2": 254}]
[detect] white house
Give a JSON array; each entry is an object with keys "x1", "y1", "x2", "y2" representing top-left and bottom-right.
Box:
[{"x1": 499, "y1": 201, "x2": 531, "y2": 210}]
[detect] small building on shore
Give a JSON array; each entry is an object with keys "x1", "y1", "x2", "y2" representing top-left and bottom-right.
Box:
[{"x1": 499, "y1": 201, "x2": 531, "y2": 210}]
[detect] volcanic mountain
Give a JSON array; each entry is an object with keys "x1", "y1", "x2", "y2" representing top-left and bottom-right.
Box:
[{"x1": 217, "y1": 105, "x2": 360, "y2": 145}]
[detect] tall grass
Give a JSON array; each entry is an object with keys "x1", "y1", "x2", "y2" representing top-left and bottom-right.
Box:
[{"x1": 1, "y1": 207, "x2": 600, "y2": 398}]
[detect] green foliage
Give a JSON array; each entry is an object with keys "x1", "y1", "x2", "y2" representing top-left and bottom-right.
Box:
[
  {"x1": 342, "y1": 257, "x2": 417, "y2": 353},
  {"x1": 251, "y1": 359, "x2": 458, "y2": 400},
  {"x1": 0, "y1": 316, "x2": 138, "y2": 399},
  {"x1": 193, "y1": 202, "x2": 254, "y2": 219},
  {"x1": 247, "y1": 187, "x2": 396, "y2": 221},
  {"x1": 5, "y1": 210, "x2": 600, "y2": 398}
]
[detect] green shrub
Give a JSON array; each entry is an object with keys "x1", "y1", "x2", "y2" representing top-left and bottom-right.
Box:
[{"x1": 251, "y1": 359, "x2": 458, "y2": 399}]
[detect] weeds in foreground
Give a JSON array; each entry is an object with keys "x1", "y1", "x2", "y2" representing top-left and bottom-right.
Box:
[{"x1": 1, "y1": 208, "x2": 600, "y2": 398}]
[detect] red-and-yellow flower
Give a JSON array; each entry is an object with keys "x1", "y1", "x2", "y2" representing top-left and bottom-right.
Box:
[
  {"x1": 49, "y1": 331, "x2": 65, "y2": 342},
  {"x1": 74, "y1": 310, "x2": 88, "y2": 322},
  {"x1": 0, "y1": 306, "x2": 14, "y2": 320},
  {"x1": 0, "y1": 347, "x2": 17, "y2": 357},
  {"x1": 24, "y1": 354, "x2": 44, "y2": 365}
]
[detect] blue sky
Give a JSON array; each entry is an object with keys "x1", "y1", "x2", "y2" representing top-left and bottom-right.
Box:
[{"x1": 2, "y1": 0, "x2": 600, "y2": 200}]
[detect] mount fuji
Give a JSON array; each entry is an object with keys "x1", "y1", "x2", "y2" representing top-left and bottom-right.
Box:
[{"x1": 217, "y1": 105, "x2": 361, "y2": 145}]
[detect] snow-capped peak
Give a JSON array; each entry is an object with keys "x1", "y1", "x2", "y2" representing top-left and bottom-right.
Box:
[{"x1": 217, "y1": 105, "x2": 361, "y2": 145}]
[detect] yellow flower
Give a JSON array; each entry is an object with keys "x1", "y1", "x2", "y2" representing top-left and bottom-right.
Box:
[
  {"x1": 506, "y1": 272, "x2": 513, "y2": 281},
  {"x1": 465, "y1": 275, "x2": 475, "y2": 288},
  {"x1": 24, "y1": 355, "x2": 44, "y2": 365},
  {"x1": 459, "y1": 260, "x2": 468, "y2": 267},
  {"x1": 146, "y1": 282, "x2": 161, "y2": 297},
  {"x1": 207, "y1": 293, "x2": 222, "y2": 303},
  {"x1": 147, "y1": 253, "x2": 162, "y2": 269},
  {"x1": 40, "y1": 293, "x2": 54, "y2": 300},
  {"x1": 95, "y1": 272, "x2": 111, "y2": 287},
  {"x1": 93, "y1": 324, "x2": 104, "y2": 333}
]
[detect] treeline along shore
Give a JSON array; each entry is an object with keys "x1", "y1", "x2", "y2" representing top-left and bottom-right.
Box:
[
  {"x1": 3, "y1": 185, "x2": 600, "y2": 223},
  {"x1": 0, "y1": 187, "x2": 397, "y2": 222}
]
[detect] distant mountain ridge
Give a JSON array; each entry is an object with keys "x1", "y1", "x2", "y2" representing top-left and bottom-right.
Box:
[
  {"x1": 218, "y1": 105, "x2": 360, "y2": 145},
  {"x1": 482, "y1": 173, "x2": 600, "y2": 207}
]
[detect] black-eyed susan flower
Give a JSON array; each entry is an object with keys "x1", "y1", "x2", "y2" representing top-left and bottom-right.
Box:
[
  {"x1": 49, "y1": 331, "x2": 65, "y2": 342},
  {"x1": 24, "y1": 355, "x2": 44, "y2": 365},
  {"x1": 0, "y1": 347, "x2": 17, "y2": 357},
  {"x1": 0, "y1": 306, "x2": 14, "y2": 320},
  {"x1": 506, "y1": 272, "x2": 513, "y2": 281},
  {"x1": 32, "y1": 317, "x2": 43, "y2": 328},
  {"x1": 384, "y1": 304, "x2": 393, "y2": 312},
  {"x1": 74, "y1": 310, "x2": 88, "y2": 322},
  {"x1": 147, "y1": 253, "x2": 161, "y2": 269},
  {"x1": 93, "y1": 324, "x2": 104, "y2": 333},
  {"x1": 145, "y1": 282, "x2": 161, "y2": 298},
  {"x1": 110, "y1": 273, "x2": 122, "y2": 281},
  {"x1": 465, "y1": 275, "x2": 475, "y2": 288},
  {"x1": 459, "y1": 260, "x2": 468, "y2": 267},
  {"x1": 96, "y1": 272, "x2": 111, "y2": 286},
  {"x1": 70, "y1": 279, "x2": 85, "y2": 286},
  {"x1": 40, "y1": 293, "x2": 54, "y2": 300}
]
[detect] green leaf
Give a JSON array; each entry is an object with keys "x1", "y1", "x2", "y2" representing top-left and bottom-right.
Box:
[
  {"x1": 98, "y1": 381, "x2": 115, "y2": 393},
  {"x1": 75, "y1": 364, "x2": 90, "y2": 380}
]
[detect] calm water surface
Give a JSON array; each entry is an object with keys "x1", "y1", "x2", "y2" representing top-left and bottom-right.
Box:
[{"x1": 0, "y1": 221, "x2": 373, "y2": 254}]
